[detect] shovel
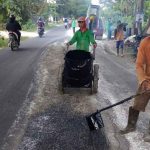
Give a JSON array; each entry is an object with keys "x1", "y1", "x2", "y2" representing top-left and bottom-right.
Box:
[{"x1": 86, "y1": 90, "x2": 150, "y2": 131}]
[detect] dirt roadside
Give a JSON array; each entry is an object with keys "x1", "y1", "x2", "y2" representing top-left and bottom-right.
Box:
[{"x1": 0, "y1": 31, "x2": 37, "y2": 38}]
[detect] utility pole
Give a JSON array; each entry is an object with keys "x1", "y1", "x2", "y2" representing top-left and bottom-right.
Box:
[{"x1": 135, "y1": 0, "x2": 144, "y2": 35}]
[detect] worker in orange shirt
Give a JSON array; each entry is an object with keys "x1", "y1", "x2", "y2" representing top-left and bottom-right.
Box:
[
  {"x1": 120, "y1": 26, "x2": 150, "y2": 142},
  {"x1": 114, "y1": 20, "x2": 124, "y2": 57}
]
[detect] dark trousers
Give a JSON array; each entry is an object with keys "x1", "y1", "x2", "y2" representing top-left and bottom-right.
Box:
[
  {"x1": 16, "y1": 31, "x2": 21, "y2": 44},
  {"x1": 116, "y1": 40, "x2": 124, "y2": 55}
]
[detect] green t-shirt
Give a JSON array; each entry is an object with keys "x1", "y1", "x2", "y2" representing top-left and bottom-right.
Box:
[
  {"x1": 69, "y1": 29, "x2": 96, "y2": 51},
  {"x1": 71, "y1": 20, "x2": 76, "y2": 28}
]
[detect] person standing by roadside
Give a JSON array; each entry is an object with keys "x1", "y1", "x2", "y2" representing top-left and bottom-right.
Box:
[
  {"x1": 68, "y1": 18, "x2": 72, "y2": 28},
  {"x1": 71, "y1": 18, "x2": 76, "y2": 34},
  {"x1": 120, "y1": 27, "x2": 150, "y2": 142},
  {"x1": 89, "y1": 15, "x2": 94, "y2": 31},
  {"x1": 107, "y1": 18, "x2": 112, "y2": 40},
  {"x1": 114, "y1": 20, "x2": 124, "y2": 57}
]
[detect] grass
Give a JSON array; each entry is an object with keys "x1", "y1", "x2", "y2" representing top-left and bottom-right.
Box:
[
  {"x1": 0, "y1": 37, "x2": 8, "y2": 48},
  {"x1": 22, "y1": 22, "x2": 57, "y2": 32},
  {"x1": 0, "y1": 36, "x2": 29, "y2": 49},
  {"x1": 45, "y1": 23, "x2": 56, "y2": 30}
]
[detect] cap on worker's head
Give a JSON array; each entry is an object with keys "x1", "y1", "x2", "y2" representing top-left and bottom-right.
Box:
[{"x1": 78, "y1": 16, "x2": 86, "y2": 22}]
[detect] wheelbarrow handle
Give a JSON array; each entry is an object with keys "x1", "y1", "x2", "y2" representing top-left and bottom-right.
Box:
[
  {"x1": 96, "y1": 90, "x2": 150, "y2": 114},
  {"x1": 63, "y1": 45, "x2": 69, "y2": 55},
  {"x1": 92, "y1": 48, "x2": 96, "y2": 60}
]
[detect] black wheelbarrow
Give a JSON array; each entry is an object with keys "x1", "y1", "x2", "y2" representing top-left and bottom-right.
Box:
[{"x1": 58, "y1": 49, "x2": 99, "y2": 94}]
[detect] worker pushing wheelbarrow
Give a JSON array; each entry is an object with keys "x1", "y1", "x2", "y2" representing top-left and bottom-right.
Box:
[{"x1": 59, "y1": 16, "x2": 99, "y2": 94}]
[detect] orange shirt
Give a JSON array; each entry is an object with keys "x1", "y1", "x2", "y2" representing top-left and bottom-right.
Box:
[
  {"x1": 115, "y1": 29, "x2": 124, "y2": 41},
  {"x1": 136, "y1": 36, "x2": 150, "y2": 84}
]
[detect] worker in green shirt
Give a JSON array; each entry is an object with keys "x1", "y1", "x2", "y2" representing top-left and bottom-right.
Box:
[
  {"x1": 67, "y1": 16, "x2": 97, "y2": 52},
  {"x1": 71, "y1": 18, "x2": 76, "y2": 34}
]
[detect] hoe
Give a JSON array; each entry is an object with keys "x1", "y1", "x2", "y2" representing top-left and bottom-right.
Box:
[{"x1": 86, "y1": 90, "x2": 150, "y2": 131}]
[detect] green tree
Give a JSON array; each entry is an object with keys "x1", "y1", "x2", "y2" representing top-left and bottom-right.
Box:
[
  {"x1": 102, "y1": 0, "x2": 150, "y2": 34},
  {"x1": 56, "y1": 0, "x2": 90, "y2": 18}
]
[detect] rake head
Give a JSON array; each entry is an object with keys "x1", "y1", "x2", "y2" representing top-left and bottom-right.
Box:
[{"x1": 86, "y1": 112, "x2": 104, "y2": 131}]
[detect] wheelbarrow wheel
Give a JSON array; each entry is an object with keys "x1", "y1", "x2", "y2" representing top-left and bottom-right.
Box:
[
  {"x1": 92, "y1": 64, "x2": 99, "y2": 93},
  {"x1": 58, "y1": 64, "x2": 64, "y2": 93}
]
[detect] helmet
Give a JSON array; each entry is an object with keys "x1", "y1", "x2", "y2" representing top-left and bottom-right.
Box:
[
  {"x1": 10, "y1": 14, "x2": 16, "y2": 20},
  {"x1": 9, "y1": 14, "x2": 16, "y2": 22},
  {"x1": 78, "y1": 16, "x2": 86, "y2": 22},
  {"x1": 38, "y1": 17, "x2": 42, "y2": 20}
]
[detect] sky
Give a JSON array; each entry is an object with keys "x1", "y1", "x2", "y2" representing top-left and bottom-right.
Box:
[{"x1": 91, "y1": 0, "x2": 100, "y2": 5}]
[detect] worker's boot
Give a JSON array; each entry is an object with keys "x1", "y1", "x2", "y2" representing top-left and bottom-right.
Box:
[
  {"x1": 144, "y1": 121, "x2": 150, "y2": 142},
  {"x1": 116, "y1": 48, "x2": 119, "y2": 56},
  {"x1": 120, "y1": 106, "x2": 139, "y2": 134}
]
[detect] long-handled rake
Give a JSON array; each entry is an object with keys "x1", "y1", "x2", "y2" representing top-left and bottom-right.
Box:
[{"x1": 86, "y1": 91, "x2": 150, "y2": 131}]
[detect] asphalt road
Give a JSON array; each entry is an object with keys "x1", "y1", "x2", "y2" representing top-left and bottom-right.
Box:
[{"x1": 0, "y1": 26, "x2": 67, "y2": 148}]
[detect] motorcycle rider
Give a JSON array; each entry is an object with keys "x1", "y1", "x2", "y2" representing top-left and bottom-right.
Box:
[
  {"x1": 67, "y1": 16, "x2": 97, "y2": 52},
  {"x1": 64, "y1": 18, "x2": 68, "y2": 29},
  {"x1": 37, "y1": 17, "x2": 45, "y2": 33},
  {"x1": 6, "y1": 14, "x2": 22, "y2": 46}
]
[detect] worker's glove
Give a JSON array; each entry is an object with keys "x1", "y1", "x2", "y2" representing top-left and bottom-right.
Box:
[
  {"x1": 66, "y1": 42, "x2": 70, "y2": 47},
  {"x1": 141, "y1": 80, "x2": 150, "y2": 92},
  {"x1": 65, "y1": 42, "x2": 70, "y2": 53},
  {"x1": 93, "y1": 43, "x2": 97, "y2": 49}
]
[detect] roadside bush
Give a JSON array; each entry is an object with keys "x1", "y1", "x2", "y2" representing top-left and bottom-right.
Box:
[
  {"x1": 45, "y1": 22, "x2": 56, "y2": 30},
  {"x1": 0, "y1": 37, "x2": 8, "y2": 47},
  {"x1": 22, "y1": 19, "x2": 36, "y2": 31},
  {"x1": 0, "y1": 23, "x2": 5, "y2": 30}
]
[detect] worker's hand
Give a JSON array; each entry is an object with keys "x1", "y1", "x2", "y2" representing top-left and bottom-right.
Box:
[
  {"x1": 66, "y1": 42, "x2": 70, "y2": 52},
  {"x1": 141, "y1": 80, "x2": 150, "y2": 92},
  {"x1": 93, "y1": 43, "x2": 97, "y2": 49},
  {"x1": 66, "y1": 42, "x2": 70, "y2": 47}
]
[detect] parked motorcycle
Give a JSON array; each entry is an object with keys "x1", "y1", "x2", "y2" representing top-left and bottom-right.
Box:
[
  {"x1": 132, "y1": 35, "x2": 142, "y2": 58},
  {"x1": 124, "y1": 34, "x2": 146, "y2": 58},
  {"x1": 8, "y1": 31, "x2": 19, "y2": 51},
  {"x1": 38, "y1": 28, "x2": 44, "y2": 38}
]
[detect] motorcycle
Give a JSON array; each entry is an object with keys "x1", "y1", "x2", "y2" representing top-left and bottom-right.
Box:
[
  {"x1": 124, "y1": 34, "x2": 145, "y2": 59},
  {"x1": 38, "y1": 27, "x2": 44, "y2": 38},
  {"x1": 132, "y1": 35, "x2": 142, "y2": 58},
  {"x1": 8, "y1": 31, "x2": 19, "y2": 51},
  {"x1": 64, "y1": 22, "x2": 68, "y2": 29}
]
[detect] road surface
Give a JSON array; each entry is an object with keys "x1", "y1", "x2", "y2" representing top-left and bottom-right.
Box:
[{"x1": 1, "y1": 27, "x2": 150, "y2": 150}]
